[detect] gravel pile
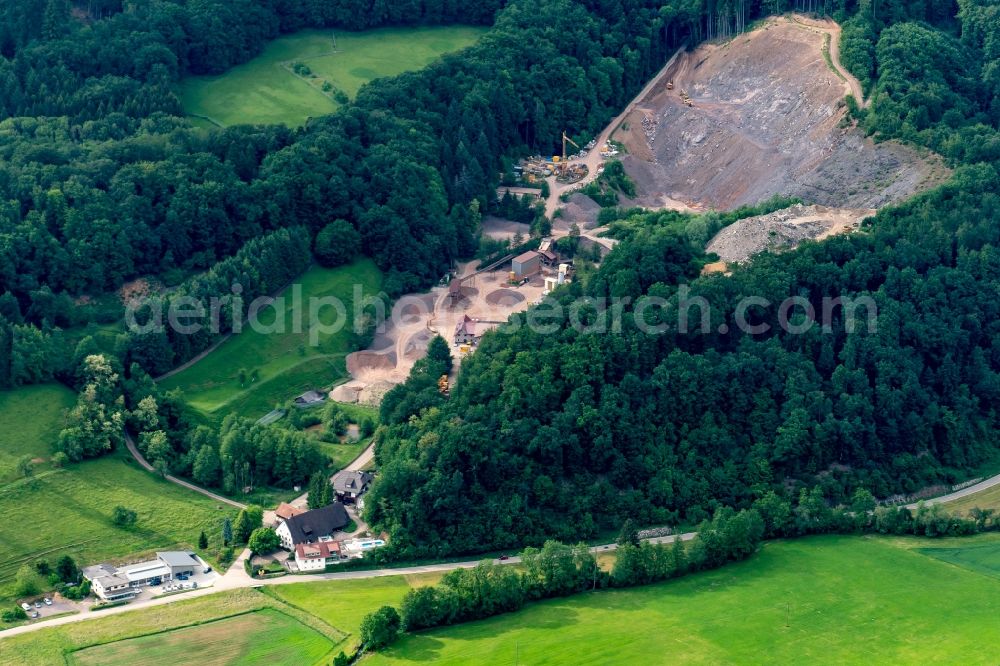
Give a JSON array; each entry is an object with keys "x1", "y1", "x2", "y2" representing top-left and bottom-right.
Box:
[{"x1": 706, "y1": 204, "x2": 831, "y2": 264}]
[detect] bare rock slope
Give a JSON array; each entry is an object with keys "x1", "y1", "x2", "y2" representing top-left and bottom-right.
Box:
[
  {"x1": 706, "y1": 204, "x2": 873, "y2": 264},
  {"x1": 619, "y1": 18, "x2": 947, "y2": 212}
]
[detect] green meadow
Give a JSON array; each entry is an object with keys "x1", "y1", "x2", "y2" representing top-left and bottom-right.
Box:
[
  {"x1": 158, "y1": 260, "x2": 382, "y2": 423},
  {"x1": 919, "y1": 540, "x2": 1000, "y2": 579},
  {"x1": 265, "y1": 573, "x2": 443, "y2": 651},
  {"x1": 365, "y1": 536, "x2": 1000, "y2": 665},
  {"x1": 0, "y1": 385, "x2": 236, "y2": 606},
  {"x1": 6, "y1": 536, "x2": 1000, "y2": 665},
  {"x1": 70, "y1": 609, "x2": 336, "y2": 666},
  {"x1": 180, "y1": 26, "x2": 486, "y2": 127},
  {"x1": 0, "y1": 385, "x2": 74, "y2": 483},
  {"x1": 0, "y1": 588, "x2": 342, "y2": 666}
]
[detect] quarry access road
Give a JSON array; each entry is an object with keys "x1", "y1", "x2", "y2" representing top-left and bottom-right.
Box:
[
  {"x1": 544, "y1": 45, "x2": 686, "y2": 219},
  {"x1": 788, "y1": 14, "x2": 868, "y2": 108}
]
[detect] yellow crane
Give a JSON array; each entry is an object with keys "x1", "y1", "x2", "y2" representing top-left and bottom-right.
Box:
[{"x1": 561, "y1": 131, "x2": 580, "y2": 165}]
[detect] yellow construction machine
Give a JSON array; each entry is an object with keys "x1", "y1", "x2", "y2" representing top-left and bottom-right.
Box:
[{"x1": 561, "y1": 131, "x2": 580, "y2": 170}]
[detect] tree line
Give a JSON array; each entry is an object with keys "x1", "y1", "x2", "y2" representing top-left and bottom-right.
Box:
[{"x1": 358, "y1": 490, "x2": 1000, "y2": 654}]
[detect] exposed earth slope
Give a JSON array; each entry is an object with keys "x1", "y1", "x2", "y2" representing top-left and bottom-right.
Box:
[{"x1": 617, "y1": 17, "x2": 947, "y2": 211}]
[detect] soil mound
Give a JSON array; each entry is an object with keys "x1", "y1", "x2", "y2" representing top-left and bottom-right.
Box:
[
  {"x1": 346, "y1": 351, "x2": 397, "y2": 376},
  {"x1": 486, "y1": 289, "x2": 526, "y2": 307},
  {"x1": 560, "y1": 193, "x2": 602, "y2": 230}
]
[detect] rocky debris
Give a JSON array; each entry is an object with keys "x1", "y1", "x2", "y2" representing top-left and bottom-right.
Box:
[
  {"x1": 706, "y1": 203, "x2": 866, "y2": 264},
  {"x1": 559, "y1": 192, "x2": 602, "y2": 230},
  {"x1": 618, "y1": 20, "x2": 948, "y2": 211},
  {"x1": 330, "y1": 384, "x2": 361, "y2": 404},
  {"x1": 358, "y1": 381, "x2": 395, "y2": 407},
  {"x1": 641, "y1": 112, "x2": 659, "y2": 145}
]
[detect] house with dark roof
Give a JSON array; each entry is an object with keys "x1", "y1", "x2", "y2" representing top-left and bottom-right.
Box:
[
  {"x1": 331, "y1": 470, "x2": 373, "y2": 503},
  {"x1": 275, "y1": 502, "x2": 350, "y2": 550}
]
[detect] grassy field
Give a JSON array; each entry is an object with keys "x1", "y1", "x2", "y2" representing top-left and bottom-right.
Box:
[
  {"x1": 266, "y1": 573, "x2": 443, "y2": 651},
  {"x1": 943, "y1": 483, "x2": 1000, "y2": 515},
  {"x1": 71, "y1": 609, "x2": 335, "y2": 666},
  {"x1": 364, "y1": 536, "x2": 1000, "y2": 665},
  {"x1": 0, "y1": 588, "x2": 343, "y2": 666},
  {"x1": 180, "y1": 26, "x2": 486, "y2": 127},
  {"x1": 919, "y1": 540, "x2": 1000, "y2": 579},
  {"x1": 159, "y1": 260, "x2": 382, "y2": 422},
  {"x1": 0, "y1": 452, "x2": 237, "y2": 600},
  {"x1": 0, "y1": 385, "x2": 74, "y2": 483},
  {"x1": 8, "y1": 536, "x2": 1000, "y2": 664},
  {"x1": 0, "y1": 385, "x2": 238, "y2": 604}
]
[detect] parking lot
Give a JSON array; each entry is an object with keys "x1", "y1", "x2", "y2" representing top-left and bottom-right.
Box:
[{"x1": 19, "y1": 594, "x2": 84, "y2": 621}]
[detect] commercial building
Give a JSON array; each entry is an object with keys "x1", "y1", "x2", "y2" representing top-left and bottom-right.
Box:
[{"x1": 83, "y1": 551, "x2": 203, "y2": 601}]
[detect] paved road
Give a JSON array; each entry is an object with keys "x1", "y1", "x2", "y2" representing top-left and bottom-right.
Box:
[
  {"x1": 0, "y1": 529, "x2": 697, "y2": 639},
  {"x1": 123, "y1": 431, "x2": 247, "y2": 510},
  {"x1": 905, "y1": 472, "x2": 1000, "y2": 509}
]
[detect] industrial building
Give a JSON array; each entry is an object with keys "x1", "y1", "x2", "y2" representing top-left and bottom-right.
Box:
[
  {"x1": 544, "y1": 263, "x2": 572, "y2": 294},
  {"x1": 512, "y1": 250, "x2": 542, "y2": 278},
  {"x1": 454, "y1": 315, "x2": 499, "y2": 346}
]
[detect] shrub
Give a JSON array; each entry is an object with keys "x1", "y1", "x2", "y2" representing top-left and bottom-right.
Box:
[
  {"x1": 2, "y1": 607, "x2": 27, "y2": 623},
  {"x1": 111, "y1": 505, "x2": 137, "y2": 527},
  {"x1": 360, "y1": 605, "x2": 401, "y2": 650},
  {"x1": 247, "y1": 527, "x2": 280, "y2": 555}
]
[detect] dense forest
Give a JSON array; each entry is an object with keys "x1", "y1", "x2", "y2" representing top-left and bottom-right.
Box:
[
  {"x1": 4, "y1": 0, "x2": 1000, "y2": 551},
  {"x1": 1, "y1": 0, "x2": 715, "y2": 386},
  {"x1": 366, "y1": 0, "x2": 1000, "y2": 556}
]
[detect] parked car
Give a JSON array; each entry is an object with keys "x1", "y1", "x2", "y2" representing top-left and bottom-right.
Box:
[
  {"x1": 498, "y1": 555, "x2": 510, "y2": 561},
  {"x1": 30, "y1": 611, "x2": 39, "y2": 619},
  {"x1": 33, "y1": 601, "x2": 42, "y2": 609},
  {"x1": 43, "y1": 598, "x2": 52, "y2": 606},
  {"x1": 20, "y1": 603, "x2": 30, "y2": 612}
]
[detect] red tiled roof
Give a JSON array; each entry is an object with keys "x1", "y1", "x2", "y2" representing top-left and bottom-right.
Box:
[
  {"x1": 295, "y1": 541, "x2": 340, "y2": 560},
  {"x1": 276, "y1": 502, "x2": 305, "y2": 521}
]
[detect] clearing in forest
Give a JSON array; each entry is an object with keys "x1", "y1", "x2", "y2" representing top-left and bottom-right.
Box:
[
  {"x1": 158, "y1": 261, "x2": 383, "y2": 423},
  {"x1": 179, "y1": 26, "x2": 486, "y2": 127}
]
